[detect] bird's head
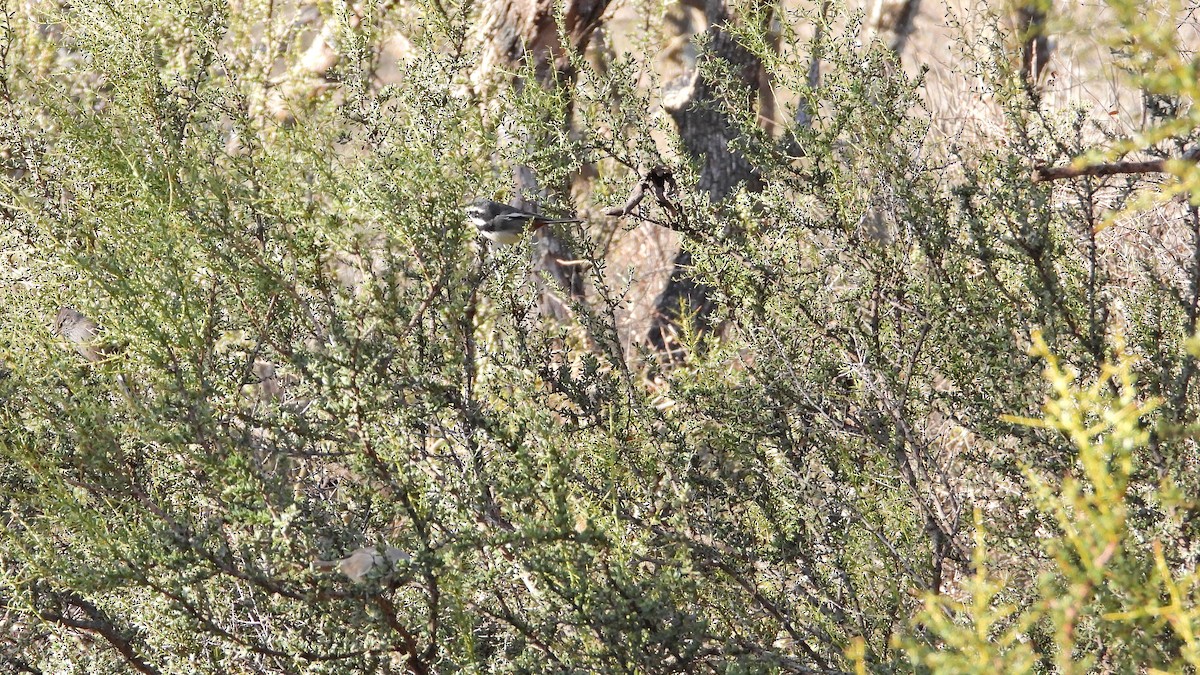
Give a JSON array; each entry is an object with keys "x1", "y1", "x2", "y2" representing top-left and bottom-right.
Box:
[{"x1": 465, "y1": 198, "x2": 495, "y2": 229}]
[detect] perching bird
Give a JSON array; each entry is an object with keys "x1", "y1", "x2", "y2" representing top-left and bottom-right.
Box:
[
  {"x1": 53, "y1": 306, "x2": 104, "y2": 363},
  {"x1": 465, "y1": 198, "x2": 582, "y2": 246},
  {"x1": 52, "y1": 305, "x2": 136, "y2": 400}
]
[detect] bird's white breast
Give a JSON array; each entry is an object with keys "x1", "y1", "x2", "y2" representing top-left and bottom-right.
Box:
[{"x1": 482, "y1": 229, "x2": 524, "y2": 246}]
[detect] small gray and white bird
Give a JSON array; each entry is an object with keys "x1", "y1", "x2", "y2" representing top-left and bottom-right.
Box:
[
  {"x1": 466, "y1": 198, "x2": 582, "y2": 246},
  {"x1": 53, "y1": 306, "x2": 104, "y2": 363},
  {"x1": 52, "y1": 305, "x2": 136, "y2": 400}
]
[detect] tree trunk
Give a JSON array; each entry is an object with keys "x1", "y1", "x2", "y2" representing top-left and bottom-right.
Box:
[
  {"x1": 474, "y1": 0, "x2": 610, "y2": 315},
  {"x1": 865, "y1": 0, "x2": 921, "y2": 55},
  {"x1": 1016, "y1": 0, "x2": 1051, "y2": 88},
  {"x1": 648, "y1": 0, "x2": 765, "y2": 354},
  {"x1": 474, "y1": 0, "x2": 608, "y2": 83}
]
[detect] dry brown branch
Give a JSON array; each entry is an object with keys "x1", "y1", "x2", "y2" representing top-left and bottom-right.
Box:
[
  {"x1": 1034, "y1": 146, "x2": 1200, "y2": 183},
  {"x1": 1033, "y1": 159, "x2": 1169, "y2": 183},
  {"x1": 36, "y1": 591, "x2": 161, "y2": 675},
  {"x1": 605, "y1": 166, "x2": 680, "y2": 221}
]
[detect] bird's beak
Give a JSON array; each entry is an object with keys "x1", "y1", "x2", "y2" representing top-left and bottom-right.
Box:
[{"x1": 531, "y1": 220, "x2": 548, "y2": 230}]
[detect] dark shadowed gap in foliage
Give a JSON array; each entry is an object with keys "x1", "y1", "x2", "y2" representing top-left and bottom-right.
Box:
[{"x1": 649, "y1": 0, "x2": 765, "y2": 357}]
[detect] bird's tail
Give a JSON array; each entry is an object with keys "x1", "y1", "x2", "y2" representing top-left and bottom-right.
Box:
[{"x1": 531, "y1": 216, "x2": 582, "y2": 228}]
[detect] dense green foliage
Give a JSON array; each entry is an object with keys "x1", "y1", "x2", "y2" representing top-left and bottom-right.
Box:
[{"x1": 1, "y1": 0, "x2": 1200, "y2": 672}]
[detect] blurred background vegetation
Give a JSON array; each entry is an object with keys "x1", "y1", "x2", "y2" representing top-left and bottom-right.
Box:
[{"x1": 2, "y1": 0, "x2": 1200, "y2": 672}]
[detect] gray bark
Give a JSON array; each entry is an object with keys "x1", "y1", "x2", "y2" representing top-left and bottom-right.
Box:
[
  {"x1": 649, "y1": 0, "x2": 765, "y2": 354},
  {"x1": 1016, "y1": 1, "x2": 1051, "y2": 86},
  {"x1": 865, "y1": 0, "x2": 921, "y2": 55},
  {"x1": 478, "y1": 0, "x2": 611, "y2": 315}
]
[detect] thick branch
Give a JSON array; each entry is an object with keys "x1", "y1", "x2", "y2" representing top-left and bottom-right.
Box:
[
  {"x1": 474, "y1": 0, "x2": 610, "y2": 84},
  {"x1": 792, "y1": 0, "x2": 830, "y2": 135},
  {"x1": 605, "y1": 166, "x2": 681, "y2": 224},
  {"x1": 374, "y1": 594, "x2": 430, "y2": 675},
  {"x1": 1032, "y1": 158, "x2": 1169, "y2": 183},
  {"x1": 38, "y1": 592, "x2": 161, "y2": 675}
]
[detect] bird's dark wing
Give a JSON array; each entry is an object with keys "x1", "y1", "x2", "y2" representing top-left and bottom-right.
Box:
[
  {"x1": 488, "y1": 203, "x2": 580, "y2": 227},
  {"x1": 489, "y1": 212, "x2": 536, "y2": 231},
  {"x1": 490, "y1": 203, "x2": 539, "y2": 218}
]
